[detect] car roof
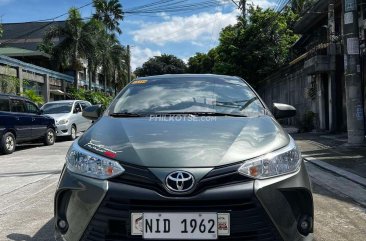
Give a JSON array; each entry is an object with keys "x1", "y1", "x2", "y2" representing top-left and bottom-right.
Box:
[
  {"x1": 136, "y1": 74, "x2": 243, "y2": 81},
  {"x1": 0, "y1": 93, "x2": 30, "y2": 101},
  {"x1": 44, "y1": 100, "x2": 89, "y2": 104}
]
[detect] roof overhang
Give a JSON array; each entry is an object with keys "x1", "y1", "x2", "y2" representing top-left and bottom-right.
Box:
[
  {"x1": 293, "y1": 0, "x2": 328, "y2": 34},
  {"x1": 0, "y1": 47, "x2": 51, "y2": 58},
  {"x1": 50, "y1": 89, "x2": 65, "y2": 95}
]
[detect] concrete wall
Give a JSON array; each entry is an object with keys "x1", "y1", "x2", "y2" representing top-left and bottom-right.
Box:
[
  {"x1": 0, "y1": 55, "x2": 74, "y2": 102},
  {"x1": 258, "y1": 61, "x2": 317, "y2": 129}
]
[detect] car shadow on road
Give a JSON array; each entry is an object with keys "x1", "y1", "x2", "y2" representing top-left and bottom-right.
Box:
[{"x1": 7, "y1": 218, "x2": 54, "y2": 241}]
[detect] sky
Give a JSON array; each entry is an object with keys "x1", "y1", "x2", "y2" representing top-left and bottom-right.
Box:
[{"x1": 0, "y1": 0, "x2": 278, "y2": 70}]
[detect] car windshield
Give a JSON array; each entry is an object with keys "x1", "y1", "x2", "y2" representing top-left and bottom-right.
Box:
[
  {"x1": 109, "y1": 76, "x2": 265, "y2": 117},
  {"x1": 42, "y1": 102, "x2": 73, "y2": 114}
]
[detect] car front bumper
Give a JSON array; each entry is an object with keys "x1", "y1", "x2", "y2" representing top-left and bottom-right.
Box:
[
  {"x1": 54, "y1": 161, "x2": 313, "y2": 241},
  {"x1": 55, "y1": 124, "x2": 72, "y2": 137}
]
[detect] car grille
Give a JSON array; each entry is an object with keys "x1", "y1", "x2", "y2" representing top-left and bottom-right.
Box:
[
  {"x1": 80, "y1": 193, "x2": 283, "y2": 241},
  {"x1": 110, "y1": 163, "x2": 252, "y2": 196}
]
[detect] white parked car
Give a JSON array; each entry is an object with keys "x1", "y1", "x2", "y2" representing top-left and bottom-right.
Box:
[{"x1": 41, "y1": 100, "x2": 92, "y2": 140}]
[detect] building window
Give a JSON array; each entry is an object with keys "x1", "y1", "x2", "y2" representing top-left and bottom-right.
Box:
[{"x1": 24, "y1": 81, "x2": 43, "y2": 96}]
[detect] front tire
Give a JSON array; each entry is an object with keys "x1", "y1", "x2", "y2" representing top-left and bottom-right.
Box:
[
  {"x1": 44, "y1": 128, "x2": 55, "y2": 146},
  {"x1": 1, "y1": 132, "x2": 16, "y2": 154},
  {"x1": 69, "y1": 125, "x2": 77, "y2": 141}
]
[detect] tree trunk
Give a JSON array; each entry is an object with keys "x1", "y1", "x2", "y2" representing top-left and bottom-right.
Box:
[
  {"x1": 92, "y1": 68, "x2": 97, "y2": 92},
  {"x1": 88, "y1": 69, "x2": 92, "y2": 90},
  {"x1": 73, "y1": 49, "x2": 79, "y2": 89},
  {"x1": 74, "y1": 69, "x2": 79, "y2": 89},
  {"x1": 104, "y1": 71, "x2": 107, "y2": 93}
]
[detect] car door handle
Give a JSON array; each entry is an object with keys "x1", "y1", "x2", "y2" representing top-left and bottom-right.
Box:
[{"x1": 32, "y1": 118, "x2": 35, "y2": 121}]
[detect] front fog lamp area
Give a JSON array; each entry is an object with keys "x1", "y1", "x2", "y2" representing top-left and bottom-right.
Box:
[
  {"x1": 57, "y1": 119, "x2": 69, "y2": 125},
  {"x1": 66, "y1": 142, "x2": 124, "y2": 179},
  {"x1": 238, "y1": 138, "x2": 301, "y2": 179}
]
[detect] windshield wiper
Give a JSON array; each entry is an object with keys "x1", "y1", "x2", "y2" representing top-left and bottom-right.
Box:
[
  {"x1": 158, "y1": 112, "x2": 247, "y2": 117},
  {"x1": 109, "y1": 112, "x2": 143, "y2": 117}
]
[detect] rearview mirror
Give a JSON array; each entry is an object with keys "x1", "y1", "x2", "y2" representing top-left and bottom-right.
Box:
[
  {"x1": 82, "y1": 104, "x2": 103, "y2": 121},
  {"x1": 272, "y1": 103, "x2": 296, "y2": 119}
]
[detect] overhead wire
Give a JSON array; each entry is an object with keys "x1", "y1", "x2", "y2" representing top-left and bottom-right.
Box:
[{"x1": 0, "y1": 0, "x2": 229, "y2": 46}]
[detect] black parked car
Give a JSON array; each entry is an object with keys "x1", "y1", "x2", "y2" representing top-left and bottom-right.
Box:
[
  {"x1": 55, "y1": 74, "x2": 313, "y2": 241},
  {"x1": 0, "y1": 93, "x2": 56, "y2": 154}
]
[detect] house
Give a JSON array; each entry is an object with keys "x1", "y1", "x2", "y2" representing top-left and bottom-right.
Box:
[
  {"x1": 259, "y1": 0, "x2": 358, "y2": 134},
  {"x1": 0, "y1": 21, "x2": 115, "y2": 99}
]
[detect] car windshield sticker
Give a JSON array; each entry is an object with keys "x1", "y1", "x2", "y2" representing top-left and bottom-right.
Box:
[{"x1": 132, "y1": 80, "x2": 148, "y2": 85}]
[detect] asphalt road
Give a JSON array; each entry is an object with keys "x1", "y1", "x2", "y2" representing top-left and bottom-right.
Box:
[{"x1": 0, "y1": 140, "x2": 365, "y2": 241}]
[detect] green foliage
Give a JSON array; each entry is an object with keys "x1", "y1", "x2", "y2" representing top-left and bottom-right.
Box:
[
  {"x1": 187, "y1": 49, "x2": 217, "y2": 74},
  {"x1": 37, "y1": 38, "x2": 55, "y2": 55},
  {"x1": 0, "y1": 74, "x2": 21, "y2": 94},
  {"x1": 135, "y1": 54, "x2": 187, "y2": 77},
  {"x1": 290, "y1": 0, "x2": 317, "y2": 15},
  {"x1": 22, "y1": 89, "x2": 45, "y2": 106},
  {"x1": 69, "y1": 88, "x2": 113, "y2": 108},
  {"x1": 0, "y1": 23, "x2": 3, "y2": 38},
  {"x1": 93, "y1": 0, "x2": 124, "y2": 34},
  {"x1": 43, "y1": 8, "x2": 94, "y2": 78},
  {"x1": 42, "y1": 4, "x2": 128, "y2": 91},
  {"x1": 188, "y1": 6, "x2": 299, "y2": 87}
]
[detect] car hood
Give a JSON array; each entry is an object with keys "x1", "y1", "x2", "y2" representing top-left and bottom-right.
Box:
[
  {"x1": 78, "y1": 115, "x2": 290, "y2": 168},
  {"x1": 45, "y1": 113, "x2": 70, "y2": 121}
]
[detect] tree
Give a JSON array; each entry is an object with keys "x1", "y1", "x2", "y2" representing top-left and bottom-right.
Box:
[
  {"x1": 211, "y1": 6, "x2": 298, "y2": 87},
  {"x1": 135, "y1": 54, "x2": 187, "y2": 77},
  {"x1": 0, "y1": 23, "x2": 3, "y2": 38},
  {"x1": 188, "y1": 49, "x2": 217, "y2": 74},
  {"x1": 290, "y1": 0, "x2": 316, "y2": 15},
  {"x1": 93, "y1": 0, "x2": 124, "y2": 34},
  {"x1": 43, "y1": 8, "x2": 95, "y2": 88},
  {"x1": 96, "y1": 31, "x2": 128, "y2": 92}
]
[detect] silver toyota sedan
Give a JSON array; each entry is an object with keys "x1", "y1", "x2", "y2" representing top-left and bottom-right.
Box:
[{"x1": 41, "y1": 100, "x2": 92, "y2": 140}]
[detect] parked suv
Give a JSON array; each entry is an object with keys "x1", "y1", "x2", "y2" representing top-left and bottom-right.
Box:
[{"x1": 0, "y1": 93, "x2": 56, "y2": 154}]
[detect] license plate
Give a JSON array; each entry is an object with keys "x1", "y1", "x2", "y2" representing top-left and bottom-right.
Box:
[{"x1": 131, "y1": 212, "x2": 230, "y2": 239}]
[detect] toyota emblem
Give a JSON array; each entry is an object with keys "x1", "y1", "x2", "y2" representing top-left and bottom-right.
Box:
[{"x1": 166, "y1": 171, "x2": 195, "y2": 192}]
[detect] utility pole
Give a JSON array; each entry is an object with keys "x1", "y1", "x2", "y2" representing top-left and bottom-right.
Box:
[
  {"x1": 328, "y1": 0, "x2": 337, "y2": 132},
  {"x1": 342, "y1": 0, "x2": 365, "y2": 144},
  {"x1": 239, "y1": 0, "x2": 246, "y2": 19},
  {"x1": 127, "y1": 45, "x2": 131, "y2": 83},
  {"x1": 231, "y1": 0, "x2": 246, "y2": 18}
]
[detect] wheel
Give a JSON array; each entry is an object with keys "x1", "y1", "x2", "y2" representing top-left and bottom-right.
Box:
[
  {"x1": 1, "y1": 132, "x2": 16, "y2": 154},
  {"x1": 44, "y1": 128, "x2": 55, "y2": 146},
  {"x1": 69, "y1": 125, "x2": 77, "y2": 141}
]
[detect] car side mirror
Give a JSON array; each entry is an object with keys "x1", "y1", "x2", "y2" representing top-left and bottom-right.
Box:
[
  {"x1": 82, "y1": 105, "x2": 103, "y2": 121},
  {"x1": 38, "y1": 109, "x2": 44, "y2": 115},
  {"x1": 272, "y1": 103, "x2": 296, "y2": 119}
]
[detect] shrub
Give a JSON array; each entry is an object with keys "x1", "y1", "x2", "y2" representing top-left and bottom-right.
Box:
[
  {"x1": 0, "y1": 75, "x2": 21, "y2": 94},
  {"x1": 69, "y1": 88, "x2": 113, "y2": 107},
  {"x1": 22, "y1": 89, "x2": 45, "y2": 106}
]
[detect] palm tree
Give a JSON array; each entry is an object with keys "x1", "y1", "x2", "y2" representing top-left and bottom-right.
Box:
[
  {"x1": 43, "y1": 8, "x2": 95, "y2": 89},
  {"x1": 97, "y1": 31, "x2": 128, "y2": 92},
  {"x1": 93, "y1": 0, "x2": 124, "y2": 34}
]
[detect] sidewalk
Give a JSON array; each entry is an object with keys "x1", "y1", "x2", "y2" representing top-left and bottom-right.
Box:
[{"x1": 292, "y1": 132, "x2": 366, "y2": 187}]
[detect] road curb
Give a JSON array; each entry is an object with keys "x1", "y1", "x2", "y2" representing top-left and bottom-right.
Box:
[{"x1": 303, "y1": 155, "x2": 366, "y2": 188}]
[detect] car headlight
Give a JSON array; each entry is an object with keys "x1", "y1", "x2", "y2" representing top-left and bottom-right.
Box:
[
  {"x1": 57, "y1": 119, "x2": 69, "y2": 125},
  {"x1": 238, "y1": 137, "x2": 301, "y2": 179},
  {"x1": 66, "y1": 141, "x2": 124, "y2": 179}
]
